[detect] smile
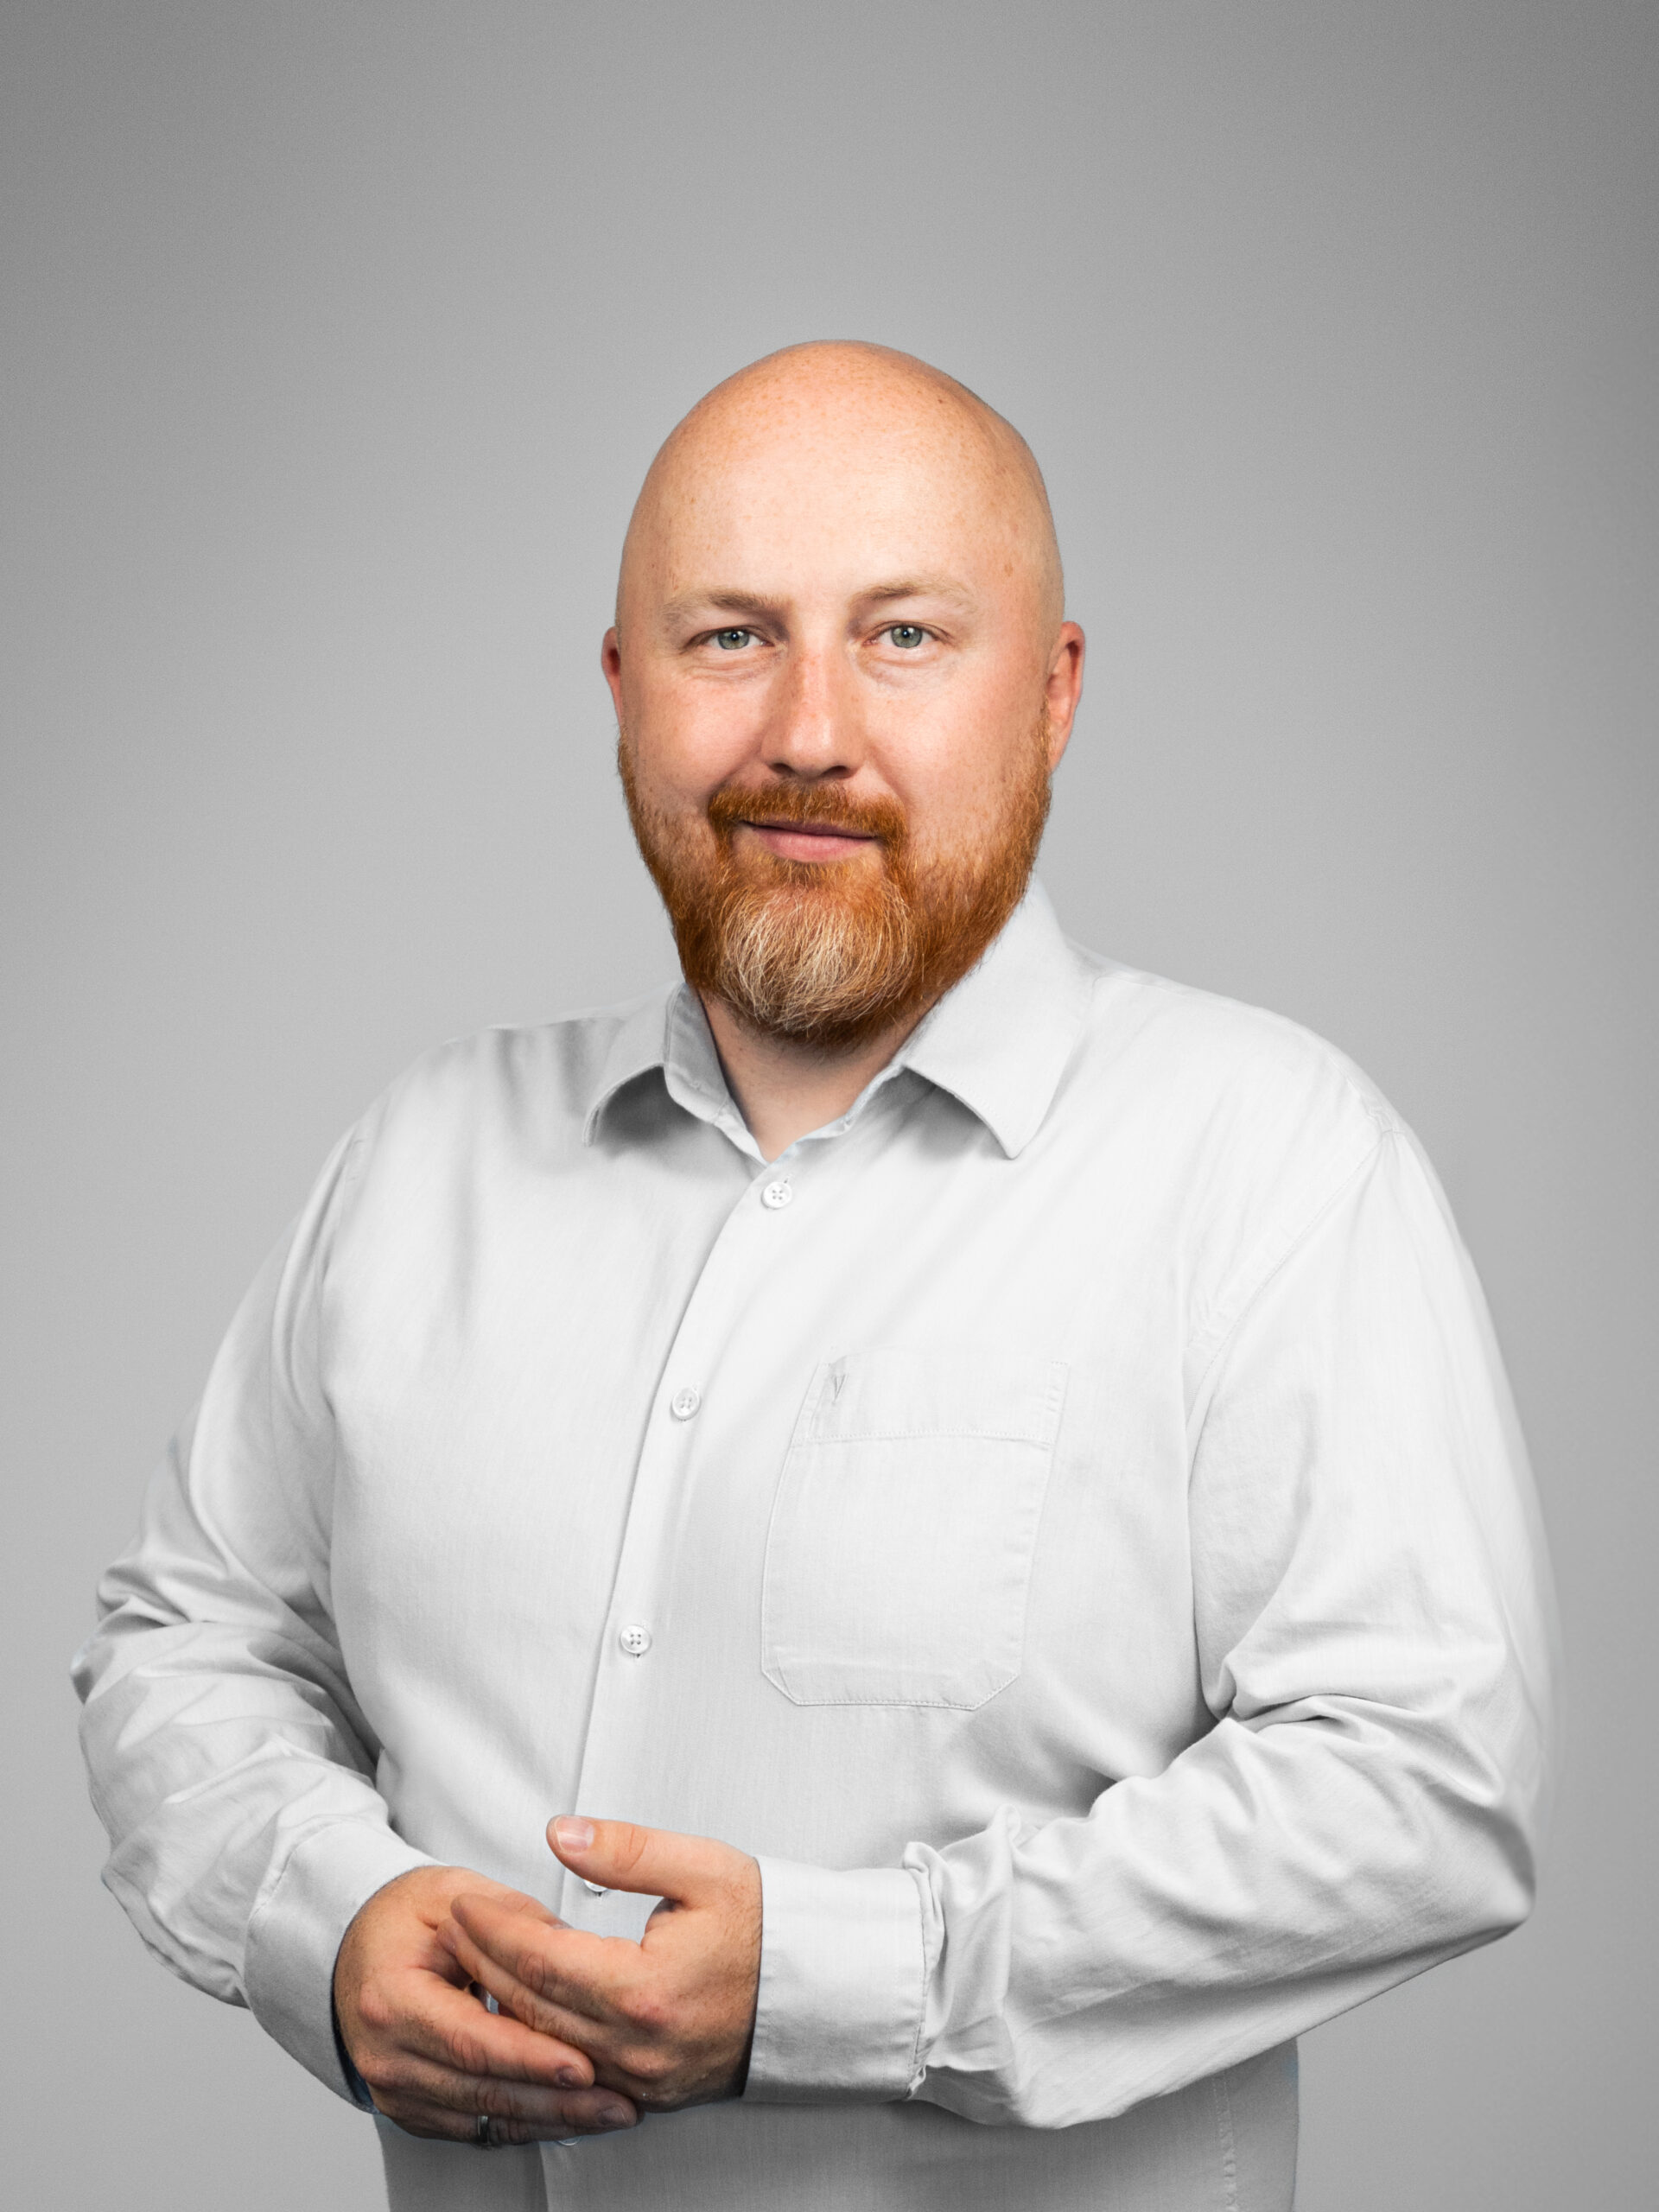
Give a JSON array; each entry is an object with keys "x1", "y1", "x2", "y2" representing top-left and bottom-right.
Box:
[{"x1": 740, "y1": 820, "x2": 880, "y2": 860}]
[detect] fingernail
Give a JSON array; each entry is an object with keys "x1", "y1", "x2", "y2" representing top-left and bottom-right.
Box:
[
  {"x1": 598, "y1": 2102, "x2": 634, "y2": 2129},
  {"x1": 553, "y1": 1815, "x2": 595, "y2": 1853},
  {"x1": 555, "y1": 2068, "x2": 582, "y2": 2088}
]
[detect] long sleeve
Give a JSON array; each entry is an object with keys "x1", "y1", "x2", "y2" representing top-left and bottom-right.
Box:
[
  {"x1": 72, "y1": 1133, "x2": 433, "y2": 2100},
  {"x1": 746, "y1": 1126, "x2": 1560, "y2": 2126}
]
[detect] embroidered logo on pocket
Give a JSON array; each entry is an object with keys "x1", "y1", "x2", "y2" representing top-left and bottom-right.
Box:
[{"x1": 760, "y1": 1348, "x2": 1068, "y2": 1709}]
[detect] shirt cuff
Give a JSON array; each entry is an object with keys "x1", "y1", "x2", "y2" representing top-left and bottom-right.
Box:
[
  {"x1": 743, "y1": 1857, "x2": 928, "y2": 2103},
  {"x1": 243, "y1": 1819, "x2": 436, "y2": 2102}
]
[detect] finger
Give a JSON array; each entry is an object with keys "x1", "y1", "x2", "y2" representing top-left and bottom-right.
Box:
[
  {"x1": 443, "y1": 1900, "x2": 632, "y2": 2050},
  {"x1": 360, "y1": 2050, "x2": 638, "y2": 2137},
  {"x1": 386, "y1": 2106, "x2": 628, "y2": 2147},
  {"x1": 355, "y1": 1870, "x2": 551, "y2": 1998},
  {"x1": 452, "y1": 1885, "x2": 567, "y2": 1937},
  {"x1": 546, "y1": 1815, "x2": 746, "y2": 1907},
  {"x1": 396, "y1": 1967, "x2": 600, "y2": 2087},
  {"x1": 375, "y1": 2086, "x2": 639, "y2": 2145},
  {"x1": 446, "y1": 1885, "x2": 567, "y2": 1946},
  {"x1": 437, "y1": 1888, "x2": 585, "y2": 2000}
]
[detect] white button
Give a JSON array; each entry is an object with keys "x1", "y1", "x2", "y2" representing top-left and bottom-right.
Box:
[
  {"x1": 670, "y1": 1386, "x2": 701, "y2": 1421},
  {"x1": 582, "y1": 1879, "x2": 607, "y2": 1897},
  {"x1": 618, "y1": 1622, "x2": 652, "y2": 1656},
  {"x1": 761, "y1": 1178, "x2": 793, "y2": 1210}
]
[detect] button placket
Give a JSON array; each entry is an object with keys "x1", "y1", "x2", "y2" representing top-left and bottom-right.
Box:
[{"x1": 555, "y1": 1162, "x2": 816, "y2": 1929}]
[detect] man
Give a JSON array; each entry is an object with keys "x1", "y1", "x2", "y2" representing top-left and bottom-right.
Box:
[{"x1": 76, "y1": 342, "x2": 1556, "y2": 2212}]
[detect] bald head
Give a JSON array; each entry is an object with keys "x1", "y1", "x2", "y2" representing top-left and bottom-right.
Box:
[
  {"x1": 602, "y1": 341, "x2": 1087, "y2": 1059},
  {"x1": 617, "y1": 341, "x2": 1065, "y2": 640}
]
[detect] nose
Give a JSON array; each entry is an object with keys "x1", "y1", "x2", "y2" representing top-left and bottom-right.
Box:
[{"x1": 762, "y1": 637, "x2": 859, "y2": 781}]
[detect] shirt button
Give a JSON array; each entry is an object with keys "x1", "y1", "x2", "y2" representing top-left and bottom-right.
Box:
[
  {"x1": 670, "y1": 1386, "x2": 701, "y2": 1421},
  {"x1": 761, "y1": 1178, "x2": 793, "y2": 1210},
  {"x1": 582, "y1": 1880, "x2": 607, "y2": 1897},
  {"x1": 617, "y1": 1622, "x2": 652, "y2": 1656}
]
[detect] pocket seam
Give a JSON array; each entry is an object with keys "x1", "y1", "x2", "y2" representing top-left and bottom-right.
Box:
[
  {"x1": 806, "y1": 1422, "x2": 1055, "y2": 1444},
  {"x1": 762, "y1": 1353, "x2": 1067, "y2": 1711},
  {"x1": 804, "y1": 1358, "x2": 1067, "y2": 1449}
]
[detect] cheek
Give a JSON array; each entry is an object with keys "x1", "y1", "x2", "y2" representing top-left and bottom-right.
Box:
[
  {"x1": 874, "y1": 701, "x2": 1044, "y2": 839},
  {"x1": 625, "y1": 672, "x2": 773, "y2": 799}
]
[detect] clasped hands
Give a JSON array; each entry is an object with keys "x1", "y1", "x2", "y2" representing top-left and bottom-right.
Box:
[{"x1": 333, "y1": 1816, "x2": 763, "y2": 2147}]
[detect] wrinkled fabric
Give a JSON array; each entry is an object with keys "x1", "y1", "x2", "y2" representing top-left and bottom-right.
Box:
[{"x1": 75, "y1": 883, "x2": 1556, "y2": 2210}]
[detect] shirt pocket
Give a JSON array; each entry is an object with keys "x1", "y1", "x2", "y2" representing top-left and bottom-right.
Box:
[{"x1": 760, "y1": 1348, "x2": 1069, "y2": 1709}]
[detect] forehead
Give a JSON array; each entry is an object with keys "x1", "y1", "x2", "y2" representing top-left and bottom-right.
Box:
[{"x1": 636, "y1": 392, "x2": 1030, "y2": 600}]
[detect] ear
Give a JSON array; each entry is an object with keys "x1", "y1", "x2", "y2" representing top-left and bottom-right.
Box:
[
  {"x1": 601, "y1": 626, "x2": 626, "y2": 723},
  {"x1": 1043, "y1": 622, "x2": 1086, "y2": 770}
]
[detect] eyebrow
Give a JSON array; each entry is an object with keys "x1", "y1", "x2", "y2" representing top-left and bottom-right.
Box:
[
  {"x1": 857, "y1": 575, "x2": 977, "y2": 612},
  {"x1": 662, "y1": 589, "x2": 791, "y2": 626},
  {"x1": 662, "y1": 576, "x2": 979, "y2": 626}
]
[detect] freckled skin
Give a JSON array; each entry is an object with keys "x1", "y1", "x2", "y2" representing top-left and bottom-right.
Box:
[{"x1": 606, "y1": 340, "x2": 1086, "y2": 1160}]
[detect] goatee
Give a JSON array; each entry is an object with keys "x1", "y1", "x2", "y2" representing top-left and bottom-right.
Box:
[{"x1": 619, "y1": 717, "x2": 1052, "y2": 1052}]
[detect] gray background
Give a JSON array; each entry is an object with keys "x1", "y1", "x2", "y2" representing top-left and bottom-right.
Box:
[{"x1": 3, "y1": 3, "x2": 1653, "y2": 2205}]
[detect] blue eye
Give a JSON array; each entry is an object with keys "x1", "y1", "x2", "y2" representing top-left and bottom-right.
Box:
[
  {"x1": 713, "y1": 628, "x2": 754, "y2": 651},
  {"x1": 886, "y1": 625, "x2": 926, "y2": 650}
]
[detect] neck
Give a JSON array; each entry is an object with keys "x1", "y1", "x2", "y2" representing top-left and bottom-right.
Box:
[{"x1": 698, "y1": 995, "x2": 932, "y2": 1163}]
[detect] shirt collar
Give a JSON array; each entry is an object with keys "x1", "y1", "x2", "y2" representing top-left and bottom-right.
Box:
[
  {"x1": 582, "y1": 877, "x2": 1092, "y2": 1160},
  {"x1": 581, "y1": 987, "x2": 681, "y2": 1146},
  {"x1": 897, "y1": 879, "x2": 1093, "y2": 1157}
]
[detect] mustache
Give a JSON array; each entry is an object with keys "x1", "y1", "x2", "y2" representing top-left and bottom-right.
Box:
[{"x1": 705, "y1": 782, "x2": 907, "y2": 846}]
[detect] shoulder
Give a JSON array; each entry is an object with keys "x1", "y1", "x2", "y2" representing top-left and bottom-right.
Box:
[
  {"x1": 344, "y1": 988, "x2": 672, "y2": 1177},
  {"x1": 1076, "y1": 952, "x2": 1397, "y2": 1149},
  {"x1": 1065, "y1": 950, "x2": 1405, "y2": 1338}
]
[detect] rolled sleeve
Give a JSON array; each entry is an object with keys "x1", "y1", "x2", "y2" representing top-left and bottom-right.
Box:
[{"x1": 743, "y1": 1858, "x2": 929, "y2": 2102}]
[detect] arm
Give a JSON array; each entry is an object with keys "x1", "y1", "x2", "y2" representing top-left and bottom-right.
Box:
[
  {"x1": 765, "y1": 1125, "x2": 1558, "y2": 2123},
  {"x1": 446, "y1": 1127, "x2": 1558, "y2": 2126},
  {"x1": 73, "y1": 1135, "x2": 634, "y2": 2140}
]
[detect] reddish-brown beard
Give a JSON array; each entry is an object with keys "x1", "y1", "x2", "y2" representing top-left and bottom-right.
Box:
[{"x1": 618, "y1": 717, "x2": 1052, "y2": 1051}]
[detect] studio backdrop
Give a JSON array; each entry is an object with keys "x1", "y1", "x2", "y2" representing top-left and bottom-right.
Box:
[{"x1": 3, "y1": 5, "x2": 1654, "y2": 2208}]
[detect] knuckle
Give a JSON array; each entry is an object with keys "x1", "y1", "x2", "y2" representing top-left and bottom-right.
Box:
[
  {"x1": 376, "y1": 2056, "x2": 422, "y2": 2098},
  {"x1": 356, "y1": 1983, "x2": 398, "y2": 2034},
  {"x1": 448, "y1": 2023, "x2": 492, "y2": 2076},
  {"x1": 622, "y1": 2044, "x2": 674, "y2": 2087},
  {"x1": 612, "y1": 1823, "x2": 652, "y2": 1878},
  {"x1": 621, "y1": 1987, "x2": 671, "y2": 2037},
  {"x1": 518, "y1": 1947, "x2": 556, "y2": 1999}
]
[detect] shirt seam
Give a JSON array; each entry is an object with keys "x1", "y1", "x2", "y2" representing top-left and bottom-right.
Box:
[
  {"x1": 1211, "y1": 2063, "x2": 1242, "y2": 2212},
  {"x1": 1185, "y1": 1122, "x2": 1395, "y2": 1427},
  {"x1": 766, "y1": 1687, "x2": 1014, "y2": 1711},
  {"x1": 905, "y1": 1864, "x2": 931, "y2": 2094},
  {"x1": 804, "y1": 1424, "x2": 1058, "y2": 1445}
]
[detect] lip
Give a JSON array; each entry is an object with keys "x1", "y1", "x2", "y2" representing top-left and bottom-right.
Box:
[{"x1": 740, "y1": 819, "x2": 880, "y2": 860}]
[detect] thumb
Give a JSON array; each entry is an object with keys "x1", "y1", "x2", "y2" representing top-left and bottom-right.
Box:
[{"x1": 547, "y1": 1815, "x2": 743, "y2": 1904}]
